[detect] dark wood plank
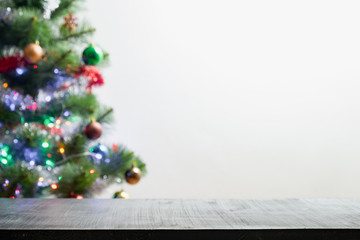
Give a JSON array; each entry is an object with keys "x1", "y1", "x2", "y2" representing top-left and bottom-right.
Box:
[
  {"x1": 1, "y1": 199, "x2": 360, "y2": 239},
  {"x1": 2, "y1": 229, "x2": 360, "y2": 240}
]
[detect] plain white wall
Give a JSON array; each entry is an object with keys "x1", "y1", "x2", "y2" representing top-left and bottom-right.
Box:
[{"x1": 82, "y1": 0, "x2": 360, "y2": 198}]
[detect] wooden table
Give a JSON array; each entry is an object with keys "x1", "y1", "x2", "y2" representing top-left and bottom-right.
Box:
[{"x1": 1, "y1": 199, "x2": 360, "y2": 239}]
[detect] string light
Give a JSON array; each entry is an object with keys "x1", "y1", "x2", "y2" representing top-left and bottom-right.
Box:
[
  {"x1": 26, "y1": 102, "x2": 37, "y2": 111},
  {"x1": 89, "y1": 169, "x2": 95, "y2": 174},
  {"x1": 63, "y1": 110, "x2": 70, "y2": 117},
  {"x1": 0, "y1": 146, "x2": 11, "y2": 165},
  {"x1": 44, "y1": 117, "x2": 54, "y2": 125},
  {"x1": 1, "y1": 150, "x2": 7, "y2": 157},
  {"x1": 42, "y1": 142, "x2": 49, "y2": 148},
  {"x1": 45, "y1": 96, "x2": 52, "y2": 102},
  {"x1": 15, "y1": 68, "x2": 25, "y2": 76},
  {"x1": 59, "y1": 147, "x2": 65, "y2": 154},
  {"x1": 45, "y1": 159, "x2": 55, "y2": 167},
  {"x1": 3, "y1": 82, "x2": 8, "y2": 88},
  {"x1": 1, "y1": 145, "x2": 9, "y2": 155},
  {"x1": 76, "y1": 195, "x2": 83, "y2": 199},
  {"x1": 38, "y1": 177, "x2": 44, "y2": 182},
  {"x1": 50, "y1": 184, "x2": 58, "y2": 190}
]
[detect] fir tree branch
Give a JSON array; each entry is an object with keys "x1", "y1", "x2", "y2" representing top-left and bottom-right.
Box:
[
  {"x1": 56, "y1": 152, "x2": 96, "y2": 166},
  {"x1": 66, "y1": 104, "x2": 95, "y2": 114},
  {"x1": 51, "y1": 49, "x2": 72, "y2": 69},
  {"x1": 27, "y1": 16, "x2": 38, "y2": 39},
  {"x1": 50, "y1": 0, "x2": 76, "y2": 19},
  {"x1": 96, "y1": 108, "x2": 113, "y2": 122},
  {"x1": 57, "y1": 28, "x2": 95, "y2": 41}
]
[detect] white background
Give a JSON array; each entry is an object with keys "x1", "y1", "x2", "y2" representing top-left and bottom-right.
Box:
[{"x1": 82, "y1": 0, "x2": 360, "y2": 199}]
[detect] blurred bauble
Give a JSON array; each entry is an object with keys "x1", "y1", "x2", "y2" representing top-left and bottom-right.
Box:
[
  {"x1": 125, "y1": 165, "x2": 141, "y2": 185},
  {"x1": 85, "y1": 121, "x2": 102, "y2": 140},
  {"x1": 113, "y1": 190, "x2": 130, "y2": 199},
  {"x1": 82, "y1": 44, "x2": 103, "y2": 65},
  {"x1": 90, "y1": 144, "x2": 109, "y2": 163},
  {"x1": 23, "y1": 43, "x2": 43, "y2": 63}
]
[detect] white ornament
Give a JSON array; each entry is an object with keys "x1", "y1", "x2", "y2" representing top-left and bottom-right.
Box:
[{"x1": 43, "y1": 0, "x2": 60, "y2": 19}]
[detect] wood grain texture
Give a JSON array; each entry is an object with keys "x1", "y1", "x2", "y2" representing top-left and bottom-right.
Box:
[
  {"x1": 1, "y1": 199, "x2": 360, "y2": 239},
  {"x1": 1, "y1": 198, "x2": 360, "y2": 229}
]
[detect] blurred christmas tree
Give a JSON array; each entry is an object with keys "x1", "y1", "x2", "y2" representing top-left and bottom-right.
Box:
[{"x1": 0, "y1": 0, "x2": 146, "y2": 198}]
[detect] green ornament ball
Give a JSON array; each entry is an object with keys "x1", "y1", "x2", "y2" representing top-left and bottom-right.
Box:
[{"x1": 82, "y1": 44, "x2": 104, "y2": 65}]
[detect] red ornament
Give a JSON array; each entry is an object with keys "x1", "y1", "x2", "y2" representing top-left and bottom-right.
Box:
[
  {"x1": 0, "y1": 54, "x2": 27, "y2": 73},
  {"x1": 85, "y1": 121, "x2": 102, "y2": 139},
  {"x1": 75, "y1": 66, "x2": 105, "y2": 92},
  {"x1": 112, "y1": 143, "x2": 119, "y2": 152}
]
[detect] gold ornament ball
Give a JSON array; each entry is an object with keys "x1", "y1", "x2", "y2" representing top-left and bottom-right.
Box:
[
  {"x1": 125, "y1": 166, "x2": 142, "y2": 185},
  {"x1": 23, "y1": 43, "x2": 43, "y2": 63},
  {"x1": 113, "y1": 190, "x2": 130, "y2": 199}
]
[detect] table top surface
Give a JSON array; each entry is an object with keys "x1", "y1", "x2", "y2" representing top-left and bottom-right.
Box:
[{"x1": 1, "y1": 198, "x2": 360, "y2": 230}]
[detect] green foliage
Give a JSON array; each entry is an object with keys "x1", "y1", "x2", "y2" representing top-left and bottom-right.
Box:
[
  {"x1": 58, "y1": 25, "x2": 95, "y2": 42},
  {"x1": 51, "y1": 0, "x2": 81, "y2": 19},
  {"x1": 0, "y1": 8, "x2": 51, "y2": 48},
  {"x1": 20, "y1": 123, "x2": 46, "y2": 147},
  {"x1": 55, "y1": 158, "x2": 99, "y2": 197},
  {"x1": 0, "y1": 0, "x2": 95, "y2": 76},
  {"x1": 0, "y1": 163, "x2": 39, "y2": 197},
  {"x1": 99, "y1": 146, "x2": 147, "y2": 179},
  {"x1": 5, "y1": 67, "x2": 56, "y2": 97},
  {"x1": 0, "y1": 0, "x2": 147, "y2": 198},
  {"x1": 65, "y1": 93, "x2": 99, "y2": 116},
  {"x1": 0, "y1": 106, "x2": 22, "y2": 124},
  {"x1": 10, "y1": 0, "x2": 43, "y2": 10},
  {"x1": 96, "y1": 107, "x2": 113, "y2": 124},
  {"x1": 119, "y1": 149, "x2": 147, "y2": 177},
  {"x1": 63, "y1": 93, "x2": 113, "y2": 123},
  {"x1": 64, "y1": 133, "x2": 87, "y2": 156},
  {"x1": 25, "y1": 13, "x2": 52, "y2": 48}
]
